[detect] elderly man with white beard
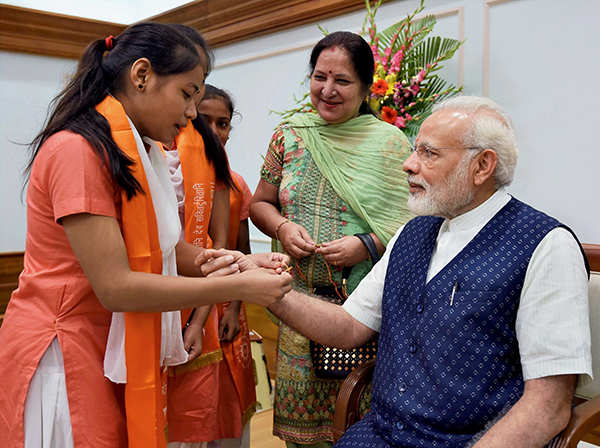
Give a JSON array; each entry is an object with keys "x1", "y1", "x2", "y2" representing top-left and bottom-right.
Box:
[{"x1": 267, "y1": 96, "x2": 592, "y2": 448}]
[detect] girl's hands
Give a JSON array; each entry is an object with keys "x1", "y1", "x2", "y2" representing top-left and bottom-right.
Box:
[
  {"x1": 183, "y1": 320, "x2": 204, "y2": 361},
  {"x1": 219, "y1": 302, "x2": 241, "y2": 341},
  {"x1": 237, "y1": 268, "x2": 292, "y2": 307},
  {"x1": 249, "y1": 252, "x2": 290, "y2": 272}
]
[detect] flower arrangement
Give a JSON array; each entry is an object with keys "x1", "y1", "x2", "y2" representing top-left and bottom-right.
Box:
[
  {"x1": 363, "y1": 0, "x2": 463, "y2": 138},
  {"x1": 278, "y1": 0, "x2": 463, "y2": 140}
]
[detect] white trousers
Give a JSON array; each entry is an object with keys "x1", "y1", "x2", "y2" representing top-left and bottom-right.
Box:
[{"x1": 24, "y1": 338, "x2": 74, "y2": 448}]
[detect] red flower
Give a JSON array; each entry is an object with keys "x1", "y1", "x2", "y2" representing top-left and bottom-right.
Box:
[
  {"x1": 371, "y1": 79, "x2": 388, "y2": 96},
  {"x1": 381, "y1": 106, "x2": 398, "y2": 124}
]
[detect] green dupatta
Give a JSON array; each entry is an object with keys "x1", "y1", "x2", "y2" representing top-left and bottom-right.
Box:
[{"x1": 285, "y1": 112, "x2": 412, "y2": 246}]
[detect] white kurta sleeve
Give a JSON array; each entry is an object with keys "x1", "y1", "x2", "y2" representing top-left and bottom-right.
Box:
[{"x1": 516, "y1": 227, "x2": 592, "y2": 382}]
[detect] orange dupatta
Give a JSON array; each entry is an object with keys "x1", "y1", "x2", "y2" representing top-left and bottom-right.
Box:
[
  {"x1": 175, "y1": 124, "x2": 222, "y2": 364},
  {"x1": 95, "y1": 95, "x2": 166, "y2": 448}
]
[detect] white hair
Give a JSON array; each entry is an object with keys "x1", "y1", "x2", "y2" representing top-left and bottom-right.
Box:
[{"x1": 432, "y1": 96, "x2": 518, "y2": 187}]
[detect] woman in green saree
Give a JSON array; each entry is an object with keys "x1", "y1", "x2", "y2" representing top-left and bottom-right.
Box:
[{"x1": 250, "y1": 31, "x2": 412, "y2": 447}]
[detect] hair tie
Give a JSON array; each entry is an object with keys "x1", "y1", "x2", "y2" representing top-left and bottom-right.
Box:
[{"x1": 104, "y1": 35, "x2": 114, "y2": 51}]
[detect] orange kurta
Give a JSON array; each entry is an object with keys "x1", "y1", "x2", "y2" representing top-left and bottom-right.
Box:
[
  {"x1": 0, "y1": 130, "x2": 127, "y2": 447},
  {"x1": 167, "y1": 123, "x2": 225, "y2": 442},
  {"x1": 0, "y1": 95, "x2": 173, "y2": 448},
  {"x1": 221, "y1": 171, "x2": 256, "y2": 427}
]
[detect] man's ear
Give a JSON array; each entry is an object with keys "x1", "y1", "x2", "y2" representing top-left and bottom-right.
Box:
[
  {"x1": 472, "y1": 149, "x2": 498, "y2": 186},
  {"x1": 128, "y1": 58, "x2": 152, "y2": 92}
]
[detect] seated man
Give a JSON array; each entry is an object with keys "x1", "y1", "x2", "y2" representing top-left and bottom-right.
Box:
[{"x1": 268, "y1": 96, "x2": 592, "y2": 447}]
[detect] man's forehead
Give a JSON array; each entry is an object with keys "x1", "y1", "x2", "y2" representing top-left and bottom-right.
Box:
[{"x1": 417, "y1": 109, "x2": 471, "y2": 144}]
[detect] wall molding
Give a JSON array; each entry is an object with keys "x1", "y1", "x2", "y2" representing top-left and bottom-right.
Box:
[
  {"x1": 0, "y1": 4, "x2": 125, "y2": 60},
  {"x1": 483, "y1": 0, "x2": 519, "y2": 95},
  {"x1": 215, "y1": 4, "x2": 465, "y2": 83},
  {"x1": 0, "y1": 0, "x2": 367, "y2": 60},
  {"x1": 151, "y1": 0, "x2": 368, "y2": 47},
  {"x1": 0, "y1": 251, "x2": 24, "y2": 324}
]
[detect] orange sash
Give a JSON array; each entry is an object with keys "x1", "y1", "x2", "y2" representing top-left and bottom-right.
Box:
[
  {"x1": 175, "y1": 124, "x2": 222, "y2": 363},
  {"x1": 95, "y1": 95, "x2": 166, "y2": 448}
]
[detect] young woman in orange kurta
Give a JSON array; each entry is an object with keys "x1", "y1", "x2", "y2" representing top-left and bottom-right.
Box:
[
  {"x1": 167, "y1": 85, "x2": 257, "y2": 448},
  {"x1": 0, "y1": 23, "x2": 291, "y2": 448}
]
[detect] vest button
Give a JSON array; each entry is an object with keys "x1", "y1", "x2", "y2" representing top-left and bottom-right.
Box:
[
  {"x1": 396, "y1": 421, "x2": 405, "y2": 431},
  {"x1": 409, "y1": 344, "x2": 417, "y2": 354},
  {"x1": 416, "y1": 303, "x2": 423, "y2": 313},
  {"x1": 398, "y1": 383, "x2": 407, "y2": 393}
]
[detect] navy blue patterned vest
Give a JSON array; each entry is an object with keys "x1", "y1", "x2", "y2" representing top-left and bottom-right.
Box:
[{"x1": 336, "y1": 198, "x2": 563, "y2": 448}]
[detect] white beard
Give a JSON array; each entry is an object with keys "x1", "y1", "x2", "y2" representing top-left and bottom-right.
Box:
[{"x1": 407, "y1": 154, "x2": 475, "y2": 218}]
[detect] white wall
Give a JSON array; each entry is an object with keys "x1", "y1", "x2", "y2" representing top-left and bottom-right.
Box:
[
  {"x1": 1, "y1": 0, "x2": 599, "y2": 254},
  {"x1": 0, "y1": 51, "x2": 76, "y2": 251},
  {"x1": 5, "y1": 0, "x2": 190, "y2": 24}
]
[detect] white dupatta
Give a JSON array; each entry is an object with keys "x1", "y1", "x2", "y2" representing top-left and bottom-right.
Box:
[{"x1": 104, "y1": 118, "x2": 188, "y2": 383}]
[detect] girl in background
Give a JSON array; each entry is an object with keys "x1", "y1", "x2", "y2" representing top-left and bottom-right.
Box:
[
  {"x1": 201, "y1": 86, "x2": 256, "y2": 446},
  {"x1": 0, "y1": 23, "x2": 291, "y2": 448},
  {"x1": 167, "y1": 84, "x2": 256, "y2": 448}
]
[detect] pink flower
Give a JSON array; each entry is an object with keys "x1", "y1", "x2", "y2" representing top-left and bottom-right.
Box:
[
  {"x1": 389, "y1": 50, "x2": 404, "y2": 73},
  {"x1": 394, "y1": 116, "x2": 406, "y2": 128}
]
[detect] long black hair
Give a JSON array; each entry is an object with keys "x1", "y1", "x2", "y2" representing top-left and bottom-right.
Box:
[
  {"x1": 309, "y1": 31, "x2": 375, "y2": 115},
  {"x1": 169, "y1": 25, "x2": 235, "y2": 190},
  {"x1": 26, "y1": 22, "x2": 202, "y2": 199}
]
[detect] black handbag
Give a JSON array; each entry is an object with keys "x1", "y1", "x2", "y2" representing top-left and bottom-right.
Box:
[{"x1": 309, "y1": 233, "x2": 380, "y2": 379}]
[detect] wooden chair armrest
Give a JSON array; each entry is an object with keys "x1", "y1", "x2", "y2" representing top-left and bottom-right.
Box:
[
  {"x1": 549, "y1": 396, "x2": 600, "y2": 447},
  {"x1": 332, "y1": 359, "x2": 376, "y2": 443}
]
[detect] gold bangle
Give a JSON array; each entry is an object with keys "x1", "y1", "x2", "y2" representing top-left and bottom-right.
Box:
[{"x1": 275, "y1": 218, "x2": 290, "y2": 239}]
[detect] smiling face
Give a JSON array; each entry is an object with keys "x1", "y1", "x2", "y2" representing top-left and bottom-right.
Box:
[
  {"x1": 197, "y1": 97, "x2": 232, "y2": 147},
  {"x1": 309, "y1": 46, "x2": 365, "y2": 124}
]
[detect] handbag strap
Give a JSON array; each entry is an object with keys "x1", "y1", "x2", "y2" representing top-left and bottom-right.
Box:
[{"x1": 354, "y1": 233, "x2": 381, "y2": 264}]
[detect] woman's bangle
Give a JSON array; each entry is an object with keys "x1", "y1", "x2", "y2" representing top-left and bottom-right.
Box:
[{"x1": 275, "y1": 218, "x2": 291, "y2": 239}]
